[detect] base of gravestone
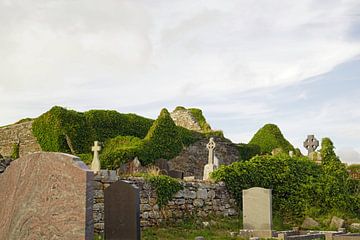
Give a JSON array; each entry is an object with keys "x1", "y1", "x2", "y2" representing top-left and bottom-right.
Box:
[{"x1": 239, "y1": 229, "x2": 275, "y2": 239}]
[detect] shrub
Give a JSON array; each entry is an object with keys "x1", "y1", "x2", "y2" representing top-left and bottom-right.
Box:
[
  {"x1": 141, "y1": 109, "x2": 183, "y2": 165},
  {"x1": 177, "y1": 126, "x2": 202, "y2": 146},
  {"x1": 146, "y1": 175, "x2": 183, "y2": 208},
  {"x1": 100, "y1": 136, "x2": 144, "y2": 169},
  {"x1": 11, "y1": 143, "x2": 20, "y2": 159},
  {"x1": 248, "y1": 123, "x2": 295, "y2": 154}
]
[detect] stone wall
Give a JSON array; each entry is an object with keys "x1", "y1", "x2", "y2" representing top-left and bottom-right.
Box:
[
  {"x1": 170, "y1": 109, "x2": 202, "y2": 132},
  {"x1": 92, "y1": 170, "x2": 237, "y2": 234},
  {"x1": 168, "y1": 136, "x2": 240, "y2": 179},
  {"x1": 0, "y1": 121, "x2": 41, "y2": 157}
]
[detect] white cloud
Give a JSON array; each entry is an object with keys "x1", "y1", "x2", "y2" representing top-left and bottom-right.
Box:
[{"x1": 337, "y1": 148, "x2": 360, "y2": 164}]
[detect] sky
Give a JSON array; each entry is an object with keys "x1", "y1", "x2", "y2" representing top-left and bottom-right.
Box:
[{"x1": 0, "y1": 0, "x2": 360, "y2": 164}]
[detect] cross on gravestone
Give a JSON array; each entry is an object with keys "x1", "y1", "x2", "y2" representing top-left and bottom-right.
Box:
[
  {"x1": 206, "y1": 137, "x2": 216, "y2": 164},
  {"x1": 303, "y1": 135, "x2": 319, "y2": 155},
  {"x1": 203, "y1": 138, "x2": 217, "y2": 180},
  {"x1": 91, "y1": 141, "x2": 101, "y2": 174}
]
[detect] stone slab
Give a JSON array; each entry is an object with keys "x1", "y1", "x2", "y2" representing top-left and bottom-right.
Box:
[
  {"x1": 0, "y1": 152, "x2": 94, "y2": 240},
  {"x1": 105, "y1": 180, "x2": 140, "y2": 240},
  {"x1": 243, "y1": 187, "x2": 272, "y2": 230}
]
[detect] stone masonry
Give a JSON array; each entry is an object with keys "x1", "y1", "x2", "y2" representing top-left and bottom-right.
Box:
[
  {"x1": 170, "y1": 108, "x2": 203, "y2": 132},
  {"x1": 168, "y1": 136, "x2": 239, "y2": 179},
  {"x1": 0, "y1": 121, "x2": 41, "y2": 157},
  {"x1": 92, "y1": 171, "x2": 237, "y2": 235}
]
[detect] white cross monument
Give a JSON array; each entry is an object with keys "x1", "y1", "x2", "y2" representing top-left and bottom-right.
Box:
[
  {"x1": 203, "y1": 137, "x2": 217, "y2": 180},
  {"x1": 91, "y1": 141, "x2": 101, "y2": 174}
]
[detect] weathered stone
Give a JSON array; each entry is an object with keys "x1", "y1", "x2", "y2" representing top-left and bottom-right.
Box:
[
  {"x1": 330, "y1": 216, "x2": 345, "y2": 229},
  {"x1": 243, "y1": 187, "x2": 272, "y2": 230},
  {"x1": 350, "y1": 223, "x2": 360, "y2": 231},
  {"x1": 195, "y1": 236, "x2": 205, "y2": 240},
  {"x1": 104, "y1": 180, "x2": 140, "y2": 240},
  {"x1": 184, "y1": 189, "x2": 197, "y2": 199},
  {"x1": 194, "y1": 199, "x2": 204, "y2": 207},
  {"x1": 301, "y1": 217, "x2": 320, "y2": 229},
  {"x1": 0, "y1": 152, "x2": 94, "y2": 240},
  {"x1": 197, "y1": 189, "x2": 208, "y2": 199}
]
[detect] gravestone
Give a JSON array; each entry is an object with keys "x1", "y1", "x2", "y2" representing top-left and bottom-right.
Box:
[
  {"x1": 91, "y1": 140, "x2": 102, "y2": 173},
  {"x1": 243, "y1": 187, "x2": 273, "y2": 238},
  {"x1": 105, "y1": 180, "x2": 140, "y2": 240},
  {"x1": 203, "y1": 138, "x2": 217, "y2": 180},
  {"x1": 128, "y1": 157, "x2": 141, "y2": 174},
  {"x1": 303, "y1": 135, "x2": 319, "y2": 155},
  {"x1": 155, "y1": 158, "x2": 170, "y2": 174},
  {"x1": 0, "y1": 152, "x2": 94, "y2": 240},
  {"x1": 168, "y1": 169, "x2": 184, "y2": 179}
]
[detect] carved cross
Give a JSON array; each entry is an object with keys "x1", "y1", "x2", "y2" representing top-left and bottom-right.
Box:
[
  {"x1": 303, "y1": 135, "x2": 319, "y2": 155},
  {"x1": 91, "y1": 141, "x2": 101, "y2": 173},
  {"x1": 206, "y1": 138, "x2": 216, "y2": 164}
]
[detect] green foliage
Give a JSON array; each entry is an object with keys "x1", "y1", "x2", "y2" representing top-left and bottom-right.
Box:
[
  {"x1": 146, "y1": 175, "x2": 183, "y2": 208},
  {"x1": 77, "y1": 153, "x2": 93, "y2": 165},
  {"x1": 32, "y1": 106, "x2": 153, "y2": 154},
  {"x1": 100, "y1": 136, "x2": 144, "y2": 169},
  {"x1": 15, "y1": 118, "x2": 33, "y2": 124},
  {"x1": 212, "y1": 152, "x2": 359, "y2": 222},
  {"x1": 11, "y1": 143, "x2": 19, "y2": 159},
  {"x1": 188, "y1": 108, "x2": 212, "y2": 132},
  {"x1": 32, "y1": 106, "x2": 93, "y2": 154},
  {"x1": 318, "y1": 138, "x2": 357, "y2": 214},
  {"x1": 177, "y1": 126, "x2": 202, "y2": 146},
  {"x1": 141, "y1": 109, "x2": 183, "y2": 165},
  {"x1": 84, "y1": 110, "x2": 153, "y2": 142},
  {"x1": 237, "y1": 143, "x2": 261, "y2": 161},
  {"x1": 248, "y1": 123, "x2": 295, "y2": 154}
]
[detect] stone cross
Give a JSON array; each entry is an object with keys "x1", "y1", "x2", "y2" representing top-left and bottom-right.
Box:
[
  {"x1": 91, "y1": 141, "x2": 101, "y2": 174},
  {"x1": 303, "y1": 135, "x2": 319, "y2": 155},
  {"x1": 206, "y1": 137, "x2": 216, "y2": 164}
]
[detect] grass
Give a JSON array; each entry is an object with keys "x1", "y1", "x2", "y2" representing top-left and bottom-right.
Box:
[{"x1": 142, "y1": 215, "x2": 245, "y2": 240}]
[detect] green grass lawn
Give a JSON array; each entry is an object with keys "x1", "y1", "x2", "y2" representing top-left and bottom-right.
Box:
[{"x1": 142, "y1": 215, "x2": 245, "y2": 240}]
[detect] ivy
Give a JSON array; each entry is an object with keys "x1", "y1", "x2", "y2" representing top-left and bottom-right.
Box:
[
  {"x1": 11, "y1": 143, "x2": 19, "y2": 159},
  {"x1": 248, "y1": 123, "x2": 295, "y2": 154},
  {"x1": 146, "y1": 175, "x2": 183, "y2": 208}
]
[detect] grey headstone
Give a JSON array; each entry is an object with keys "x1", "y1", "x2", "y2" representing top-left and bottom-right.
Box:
[
  {"x1": 105, "y1": 180, "x2": 140, "y2": 240},
  {"x1": 168, "y1": 170, "x2": 184, "y2": 179},
  {"x1": 243, "y1": 187, "x2": 272, "y2": 230},
  {"x1": 155, "y1": 159, "x2": 170, "y2": 174},
  {"x1": 303, "y1": 135, "x2": 319, "y2": 155}
]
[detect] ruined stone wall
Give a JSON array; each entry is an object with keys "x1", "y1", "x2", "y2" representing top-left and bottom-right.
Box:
[
  {"x1": 0, "y1": 121, "x2": 41, "y2": 157},
  {"x1": 168, "y1": 136, "x2": 240, "y2": 179},
  {"x1": 92, "y1": 171, "x2": 237, "y2": 234},
  {"x1": 170, "y1": 109, "x2": 202, "y2": 132}
]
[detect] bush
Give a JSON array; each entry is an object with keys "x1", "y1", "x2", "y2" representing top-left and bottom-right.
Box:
[
  {"x1": 248, "y1": 123, "x2": 294, "y2": 154},
  {"x1": 100, "y1": 136, "x2": 144, "y2": 169},
  {"x1": 141, "y1": 109, "x2": 183, "y2": 165},
  {"x1": 146, "y1": 175, "x2": 183, "y2": 208},
  {"x1": 177, "y1": 126, "x2": 202, "y2": 146}
]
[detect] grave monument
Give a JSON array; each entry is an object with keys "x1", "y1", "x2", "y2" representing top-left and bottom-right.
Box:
[
  {"x1": 303, "y1": 135, "x2": 319, "y2": 156},
  {"x1": 104, "y1": 180, "x2": 141, "y2": 240},
  {"x1": 0, "y1": 152, "x2": 94, "y2": 240},
  {"x1": 242, "y1": 187, "x2": 273, "y2": 238},
  {"x1": 91, "y1": 140, "x2": 101, "y2": 173},
  {"x1": 203, "y1": 137, "x2": 217, "y2": 180}
]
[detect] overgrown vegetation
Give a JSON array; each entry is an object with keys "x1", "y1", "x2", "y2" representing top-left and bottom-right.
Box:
[
  {"x1": 236, "y1": 143, "x2": 260, "y2": 161},
  {"x1": 10, "y1": 143, "x2": 19, "y2": 159},
  {"x1": 212, "y1": 138, "x2": 360, "y2": 224},
  {"x1": 188, "y1": 108, "x2": 212, "y2": 132},
  {"x1": 146, "y1": 175, "x2": 183, "y2": 208},
  {"x1": 248, "y1": 123, "x2": 295, "y2": 154}
]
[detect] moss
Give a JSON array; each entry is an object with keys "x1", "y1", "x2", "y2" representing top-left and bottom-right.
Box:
[
  {"x1": 141, "y1": 108, "x2": 183, "y2": 165},
  {"x1": 237, "y1": 143, "x2": 260, "y2": 161},
  {"x1": 248, "y1": 123, "x2": 295, "y2": 154},
  {"x1": 100, "y1": 136, "x2": 144, "y2": 169}
]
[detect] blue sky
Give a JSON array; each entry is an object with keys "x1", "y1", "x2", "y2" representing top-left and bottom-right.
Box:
[{"x1": 0, "y1": 0, "x2": 359, "y2": 163}]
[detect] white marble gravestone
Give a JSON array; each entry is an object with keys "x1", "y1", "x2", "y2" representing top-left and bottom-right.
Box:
[
  {"x1": 203, "y1": 138, "x2": 217, "y2": 180},
  {"x1": 91, "y1": 141, "x2": 101, "y2": 173}
]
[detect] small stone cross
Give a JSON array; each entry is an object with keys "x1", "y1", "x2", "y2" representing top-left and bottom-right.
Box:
[
  {"x1": 91, "y1": 141, "x2": 101, "y2": 173},
  {"x1": 206, "y1": 138, "x2": 216, "y2": 164},
  {"x1": 303, "y1": 135, "x2": 319, "y2": 155}
]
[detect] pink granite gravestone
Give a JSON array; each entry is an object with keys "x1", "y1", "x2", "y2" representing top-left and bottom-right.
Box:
[{"x1": 0, "y1": 152, "x2": 94, "y2": 240}]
